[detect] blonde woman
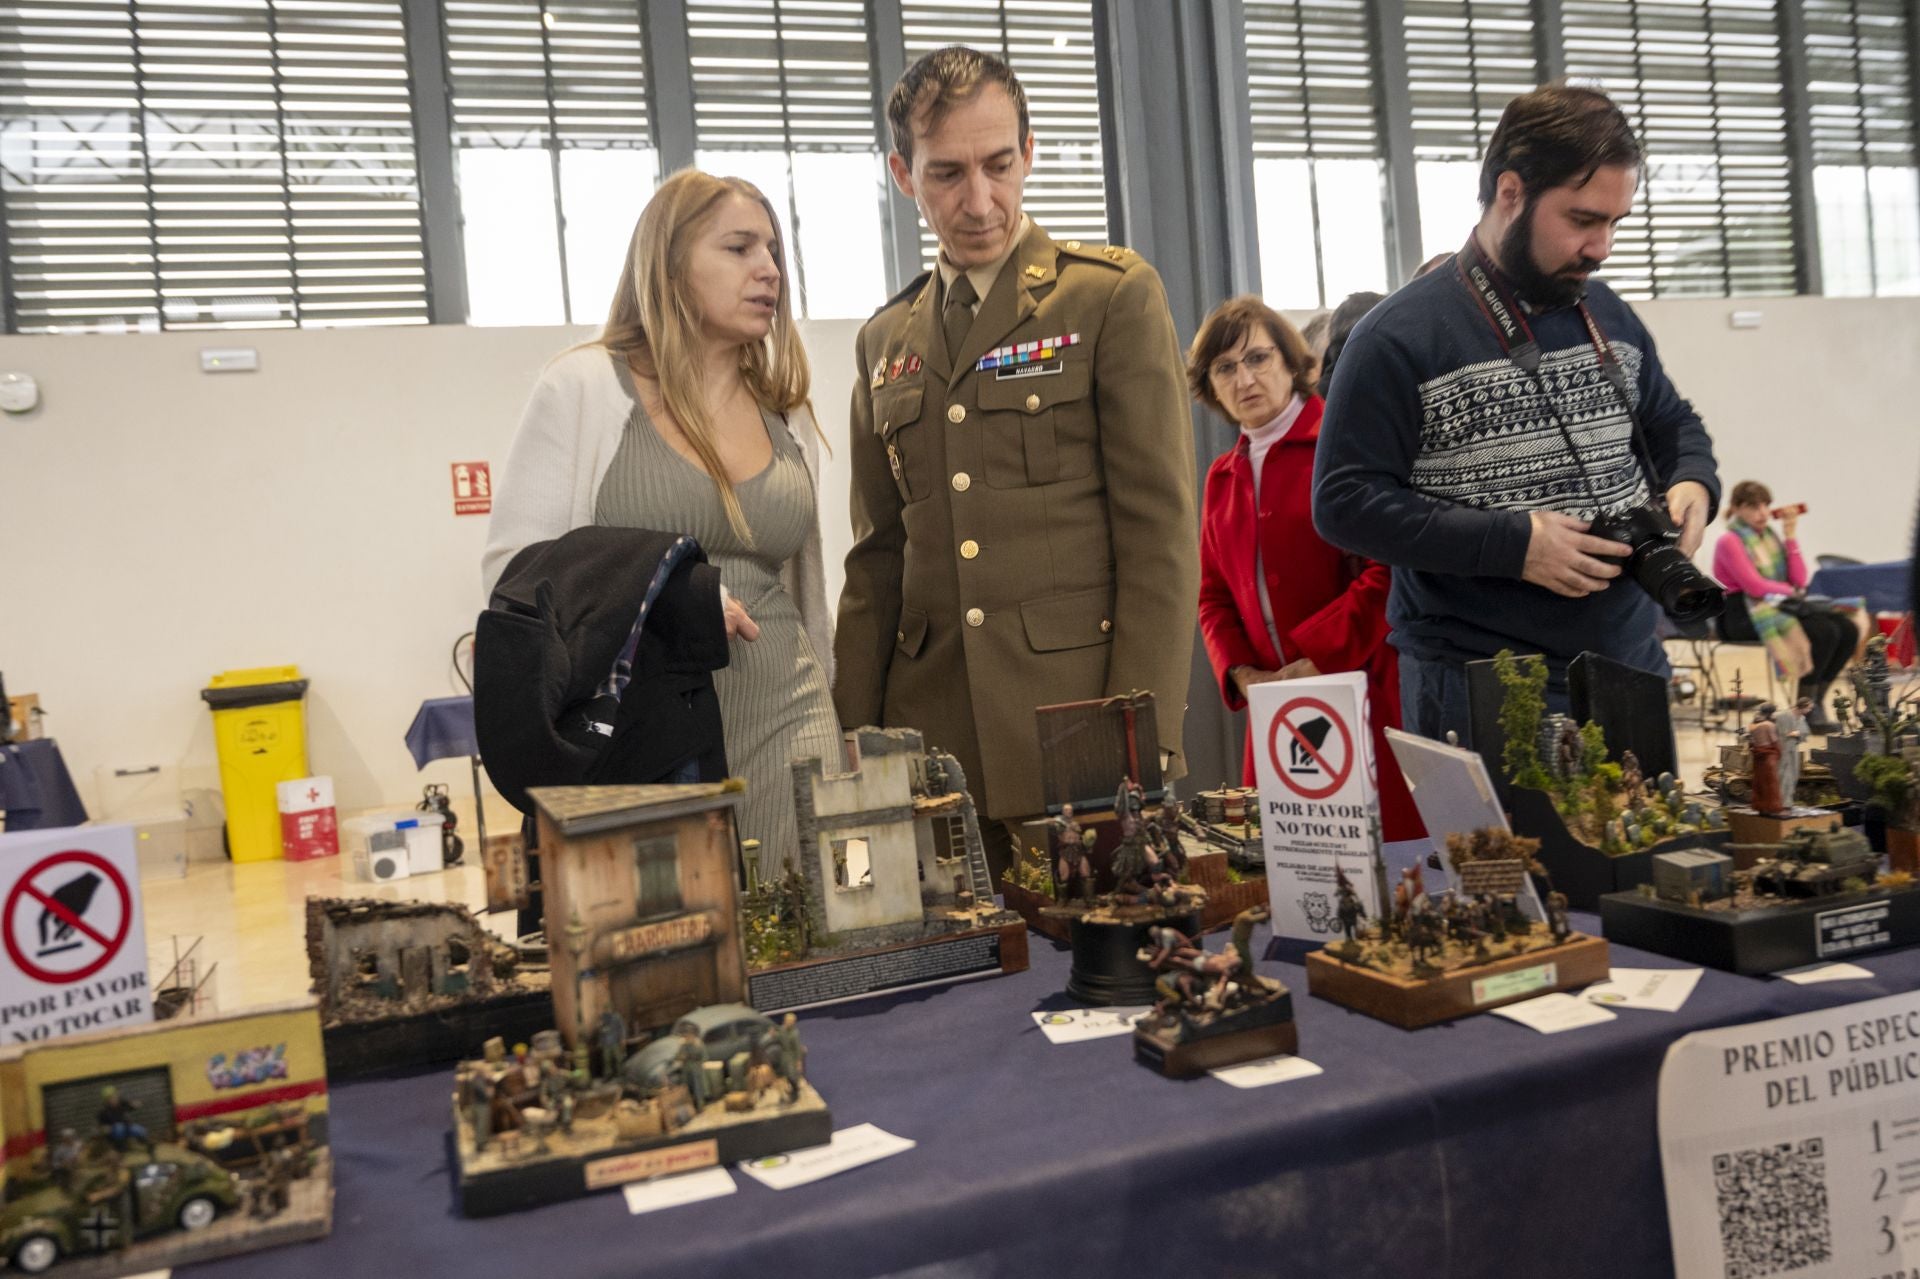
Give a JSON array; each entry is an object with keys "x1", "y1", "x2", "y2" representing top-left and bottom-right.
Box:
[{"x1": 484, "y1": 170, "x2": 839, "y2": 871}]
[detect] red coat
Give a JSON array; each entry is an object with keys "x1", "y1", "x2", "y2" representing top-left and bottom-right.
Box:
[{"x1": 1197, "y1": 396, "x2": 1422, "y2": 841}]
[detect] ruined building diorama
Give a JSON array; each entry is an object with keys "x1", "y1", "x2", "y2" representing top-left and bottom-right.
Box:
[
  {"x1": 450, "y1": 784, "x2": 829, "y2": 1216},
  {"x1": 306, "y1": 897, "x2": 550, "y2": 1078},
  {"x1": 740, "y1": 727, "x2": 1027, "y2": 1011},
  {"x1": 1304, "y1": 828, "x2": 1609, "y2": 1029},
  {"x1": 1600, "y1": 825, "x2": 1920, "y2": 974}
]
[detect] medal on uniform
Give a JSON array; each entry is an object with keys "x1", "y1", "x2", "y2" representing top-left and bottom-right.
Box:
[
  {"x1": 906, "y1": 354, "x2": 922, "y2": 375},
  {"x1": 979, "y1": 333, "x2": 1079, "y2": 375},
  {"x1": 889, "y1": 356, "x2": 905, "y2": 381},
  {"x1": 870, "y1": 359, "x2": 885, "y2": 390}
]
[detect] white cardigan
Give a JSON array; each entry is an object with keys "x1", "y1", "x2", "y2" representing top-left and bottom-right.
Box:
[{"x1": 482, "y1": 345, "x2": 836, "y2": 685}]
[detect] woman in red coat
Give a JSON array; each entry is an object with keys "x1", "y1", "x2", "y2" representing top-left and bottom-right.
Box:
[{"x1": 1187, "y1": 295, "x2": 1421, "y2": 841}]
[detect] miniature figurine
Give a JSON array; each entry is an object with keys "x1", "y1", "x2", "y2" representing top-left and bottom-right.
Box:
[
  {"x1": 1133, "y1": 905, "x2": 1296, "y2": 1076},
  {"x1": 1775, "y1": 697, "x2": 1811, "y2": 803},
  {"x1": 98, "y1": 1085, "x2": 153, "y2": 1155},
  {"x1": 1152, "y1": 797, "x2": 1188, "y2": 880},
  {"x1": 1334, "y1": 867, "x2": 1366, "y2": 942},
  {"x1": 1546, "y1": 891, "x2": 1571, "y2": 943},
  {"x1": 1050, "y1": 803, "x2": 1094, "y2": 904},
  {"x1": 594, "y1": 1008, "x2": 629, "y2": 1081},
  {"x1": 1747, "y1": 705, "x2": 1788, "y2": 816},
  {"x1": 771, "y1": 1012, "x2": 806, "y2": 1100},
  {"x1": 1620, "y1": 749, "x2": 1644, "y2": 804}
]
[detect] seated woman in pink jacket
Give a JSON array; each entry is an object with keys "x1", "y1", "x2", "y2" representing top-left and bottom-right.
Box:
[{"x1": 1710, "y1": 479, "x2": 1855, "y2": 730}]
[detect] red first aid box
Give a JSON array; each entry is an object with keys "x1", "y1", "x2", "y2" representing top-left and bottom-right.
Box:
[{"x1": 277, "y1": 776, "x2": 339, "y2": 862}]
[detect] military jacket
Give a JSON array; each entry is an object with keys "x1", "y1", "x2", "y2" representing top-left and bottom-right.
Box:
[{"x1": 832, "y1": 220, "x2": 1199, "y2": 819}]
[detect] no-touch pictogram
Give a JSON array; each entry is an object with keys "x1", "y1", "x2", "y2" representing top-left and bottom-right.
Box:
[
  {"x1": 1266, "y1": 696, "x2": 1354, "y2": 801},
  {"x1": 4, "y1": 850, "x2": 134, "y2": 984}
]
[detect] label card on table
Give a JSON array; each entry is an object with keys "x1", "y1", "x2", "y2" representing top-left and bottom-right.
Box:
[
  {"x1": 737, "y1": 1124, "x2": 914, "y2": 1190},
  {"x1": 1031, "y1": 1006, "x2": 1148, "y2": 1044},
  {"x1": 1210, "y1": 1054, "x2": 1325, "y2": 1090},
  {"x1": 622, "y1": 1166, "x2": 737, "y2": 1215},
  {"x1": 1585, "y1": 967, "x2": 1704, "y2": 1013},
  {"x1": 1489, "y1": 992, "x2": 1618, "y2": 1034},
  {"x1": 1775, "y1": 961, "x2": 1874, "y2": 984},
  {"x1": 1660, "y1": 989, "x2": 1920, "y2": 1278}
]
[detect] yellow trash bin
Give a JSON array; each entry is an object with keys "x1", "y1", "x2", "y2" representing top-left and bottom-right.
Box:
[{"x1": 201, "y1": 665, "x2": 311, "y2": 862}]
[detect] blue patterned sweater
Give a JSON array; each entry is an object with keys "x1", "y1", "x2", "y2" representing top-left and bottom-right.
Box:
[{"x1": 1313, "y1": 264, "x2": 1720, "y2": 672}]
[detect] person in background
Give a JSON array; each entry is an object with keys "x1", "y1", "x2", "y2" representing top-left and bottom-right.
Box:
[
  {"x1": 1299, "y1": 311, "x2": 1332, "y2": 387},
  {"x1": 1712, "y1": 480, "x2": 1855, "y2": 730},
  {"x1": 1314, "y1": 291, "x2": 1385, "y2": 398},
  {"x1": 1189, "y1": 296, "x2": 1421, "y2": 840},
  {"x1": 483, "y1": 169, "x2": 841, "y2": 867}
]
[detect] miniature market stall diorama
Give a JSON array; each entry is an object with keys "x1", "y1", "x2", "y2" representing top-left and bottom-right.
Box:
[
  {"x1": 1132, "y1": 905, "x2": 1296, "y2": 1077},
  {"x1": 1304, "y1": 828, "x2": 1609, "y2": 1029},
  {"x1": 739, "y1": 726, "x2": 1027, "y2": 1011},
  {"x1": 1470, "y1": 650, "x2": 1729, "y2": 907},
  {"x1": 450, "y1": 784, "x2": 828, "y2": 1217},
  {"x1": 306, "y1": 896, "x2": 550, "y2": 1078},
  {"x1": 0, "y1": 1002, "x2": 331, "y2": 1276}
]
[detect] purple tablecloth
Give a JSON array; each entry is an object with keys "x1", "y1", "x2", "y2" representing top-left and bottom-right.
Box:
[
  {"x1": 405, "y1": 696, "x2": 478, "y2": 769},
  {"x1": 0, "y1": 738, "x2": 88, "y2": 830},
  {"x1": 187, "y1": 839, "x2": 1920, "y2": 1279},
  {"x1": 1807, "y1": 559, "x2": 1912, "y2": 615}
]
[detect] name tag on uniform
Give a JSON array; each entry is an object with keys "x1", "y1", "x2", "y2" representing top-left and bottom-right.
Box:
[{"x1": 995, "y1": 360, "x2": 1064, "y2": 380}]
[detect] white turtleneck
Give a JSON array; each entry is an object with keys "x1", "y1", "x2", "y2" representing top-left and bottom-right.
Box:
[{"x1": 1243, "y1": 394, "x2": 1306, "y2": 659}]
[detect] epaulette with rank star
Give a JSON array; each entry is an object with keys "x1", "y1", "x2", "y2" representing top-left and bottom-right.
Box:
[{"x1": 1056, "y1": 238, "x2": 1138, "y2": 270}]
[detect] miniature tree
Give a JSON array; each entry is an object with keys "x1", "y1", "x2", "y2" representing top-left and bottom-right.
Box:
[
  {"x1": 1494, "y1": 650, "x2": 1552, "y2": 791},
  {"x1": 1856, "y1": 754, "x2": 1920, "y2": 832},
  {"x1": 1579, "y1": 722, "x2": 1609, "y2": 775}
]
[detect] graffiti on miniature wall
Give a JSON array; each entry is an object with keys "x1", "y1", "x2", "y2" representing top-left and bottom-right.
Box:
[{"x1": 205, "y1": 1043, "x2": 290, "y2": 1090}]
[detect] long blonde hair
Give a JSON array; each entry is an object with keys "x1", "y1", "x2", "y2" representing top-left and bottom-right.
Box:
[{"x1": 598, "y1": 169, "x2": 814, "y2": 541}]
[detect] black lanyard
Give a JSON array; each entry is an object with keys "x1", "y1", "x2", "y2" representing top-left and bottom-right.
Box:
[{"x1": 1454, "y1": 233, "x2": 1661, "y2": 506}]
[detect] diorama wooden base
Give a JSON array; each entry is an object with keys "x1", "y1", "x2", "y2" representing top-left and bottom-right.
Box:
[
  {"x1": 1891, "y1": 826, "x2": 1920, "y2": 875},
  {"x1": 44, "y1": 1156, "x2": 332, "y2": 1279},
  {"x1": 1599, "y1": 886, "x2": 1920, "y2": 975},
  {"x1": 322, "y1": 987, "x2": 554, "y2": 1079},
  {"x1": 746, "y1": 921, "x2": 1027, "y2": 1011},
  {"x1": 1001, "y1": 880, "x2": 1072, "y2": 943},
  {"x1": 455, "y1": 1088, "x2": 832, "y2": 1217},
  {"x1": 1510, "y1": 785, "x2": 1731, "y2": 910},
  {"x1": 1305, "y1": 934, "x2": 1610, "y2": 1029},
  {"x1": 1003, "y1": 860, "x2": 1261, "y2": 942},
  {"x1": 1133, "y1": 992, "x2": 1297, "y2": 1078},
  {"x1": 1723, "y1": 806, "x2": 1842, "y2": 846}
]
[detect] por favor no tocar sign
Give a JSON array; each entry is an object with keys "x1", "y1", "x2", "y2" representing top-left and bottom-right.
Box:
[{"x1": 0, "y1": 826, "x2": 151, "y2": 1044}]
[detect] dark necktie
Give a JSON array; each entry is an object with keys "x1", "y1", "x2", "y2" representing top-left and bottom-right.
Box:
[{"x1": 944, "y1": 272, "x2": 978, "y2": 366}]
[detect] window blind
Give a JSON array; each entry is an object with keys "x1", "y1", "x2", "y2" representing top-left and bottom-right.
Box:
[
  {"x1": 441, "y1": 0, "x2": 650, "y2": 149},
  {"x1": 686, "y1": 0, "x2": 872, "y2": 153},
  {"x1": 1405, "y1": 0, "x2": 1538, "y2": 165}
]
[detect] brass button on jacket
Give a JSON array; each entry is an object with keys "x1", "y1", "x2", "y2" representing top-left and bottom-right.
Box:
[
  {"x1": 947, "y1": 403, "x2": 966, "y2": 424},
  {"x1": 951, "y1": 472, "x2": 971, "y2": 492},
  {"x1": 960, "y1": 540, "x2": 980, "y2": 560},
  {"x1": 965, "y1": 607, "x2": 985, "y2": 627}
]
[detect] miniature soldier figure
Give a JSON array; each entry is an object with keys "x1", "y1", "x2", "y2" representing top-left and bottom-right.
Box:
[
  {"x1": 1620, "y1": 750, "x2": 1644, "y2": 804},
  {"x1": 673, "y1": 1027, "x2": 711, "y2": 1112},
  {"x1": 775, "y1": 1013, "x2": 806, "y2": 1100},
  {"x1": 1775, "y1": 697, "x2": 1812, "y2": 804},
  {"x1": 1831, "y1": 692, "x2": 1853, "y2": 735},
  {"x1": 461, "y1": 1064, "x2": 495, "y2": 1148},
  {"x1": 97, "y1": 1086, "x2": 151, "y2": 1155},
  {"x1": 48, "y1": 1129, "x2": 82, "y2": 1191},
  {"x1": 1334, "y1": 867, "x2": 1367, "y2": 942},
  {"x1": 1556, "y1": 720, "x2": 1584, "y2": 780},
  {"x1": 1546, "y1": 891, "x2": 1571, "y2": 943},
  {"x1": 1393, "y1": 863, "x2": 1427, "y2": 932},
  {"x1": 539, "y1": 1057, "x2": 578, "y2": 1133},
  {"x1": 1115, "y1": 775, "x2": 1147, "y2": 837},
  {"x1": 251, "y1": 1146, "x2": 297, "y2": 1219},
  {"x1": 1050, "y1": 803, "x2": 1092, "y2": 903},
  {"x1": 1155, "y1": 799, "x2": 1188, "y2": 880},
  {"x1": 594, "y1": 1008, "x2": 628, "y2": 1081},
  {"x1": 1747, "y1": 705, "x2": 1787, "y2": 816}
]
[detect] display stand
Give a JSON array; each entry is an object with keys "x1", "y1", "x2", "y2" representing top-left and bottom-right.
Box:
[
  {"x1": 1598, "y1": 886, "x2": 1920, "y2": 975},
  {"x1": 1511, "y1": 785, "x2": 1731, "y2": 909},
  {"x1": 1305, "y1": 934, "x2": 1609, "y2": 1029}
]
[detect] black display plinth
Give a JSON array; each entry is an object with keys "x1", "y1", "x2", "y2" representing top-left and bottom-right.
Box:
[
  {"x1": 1064, "y1": 911, "x2": 1203, "y2": 1005},
  {"x1": 1132, "y1": 989, "x2": 1297, "y2": 1077},
  {"x1": 1598, "y1": 887, "x2": 1920, "y2": 975},
  {"x1": 323, "y1": 987, "x2": 554, "y2": 1079}
]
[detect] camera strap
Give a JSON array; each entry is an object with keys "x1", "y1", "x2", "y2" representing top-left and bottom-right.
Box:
[{"x1": 1455, "y1": 233, "x2": 1663, "y2": 503}]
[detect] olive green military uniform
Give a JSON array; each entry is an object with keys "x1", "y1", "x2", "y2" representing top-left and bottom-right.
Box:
[{"x1": 833, "y1": 219, "x2": 1199, "y2": 831}]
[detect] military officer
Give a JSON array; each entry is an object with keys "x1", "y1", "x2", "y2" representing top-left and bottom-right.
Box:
[{"x1": 834, "y1": 45, "x2": 1199, "y2": 877}]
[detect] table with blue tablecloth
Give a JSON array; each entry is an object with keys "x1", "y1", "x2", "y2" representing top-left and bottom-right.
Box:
[
  {"x1": 404, "y1": 695, "x2": 489, "y2": 850},
  {"x1": 1807, "y1": 559, "x2": 1912, "y2": 615},
  {"x1": 0, "y1": 738, "x2": 89, "y2": 831},
  {"x1": 187, "y1": 838, "x2": 1920, "y2": 1279}
]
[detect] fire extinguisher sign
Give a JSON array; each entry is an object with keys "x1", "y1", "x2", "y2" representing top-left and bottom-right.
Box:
[{"x1": 452, "y1": 461, "x2": 492, "y2": 516}]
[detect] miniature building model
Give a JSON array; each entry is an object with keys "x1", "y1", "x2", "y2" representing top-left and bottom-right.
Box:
[
  {"x1": 789, "y1": 727, "x2": 995, "y2": 948},
  {"x1": 1654, "y1": 849, "x2": 1734, "y2": 904},
  {"x1": 306, "y1": 897, "x2": 502, "y2": 1018},
  {"x1": 530, "y1": 783, "x2": 747, "y2": 1049}
]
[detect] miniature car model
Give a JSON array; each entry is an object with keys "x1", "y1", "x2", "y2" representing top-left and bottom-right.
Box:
[
  {"x1": 0, "y1": 1143, "x2": 239, "y2": 1274},
  {"x1": 621, "y1": 1003, "x2": 774, "y2": 1092}
]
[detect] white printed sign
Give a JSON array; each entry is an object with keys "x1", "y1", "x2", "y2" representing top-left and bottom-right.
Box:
[
  {"x1": 1249, "y1": 673, "x2": 1383, "y2": 942},
  {"x1": 1659, "y1": 989, "x2": 1920, "y2": 1278},
  {"x1": 1386, "y1": 727, "x2": 1546, "y2": 922},
  {"x1": 0, "y1": 826, "x2": 151, "y2": 1044}
]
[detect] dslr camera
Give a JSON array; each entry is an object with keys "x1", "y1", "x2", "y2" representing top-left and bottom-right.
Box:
[{"x1": 1587, "y1": 500, "x2": 1724, "y2": 624}]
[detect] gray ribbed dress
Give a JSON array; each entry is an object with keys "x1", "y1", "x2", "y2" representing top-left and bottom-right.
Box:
[{"x1": 594, "y1": 369, "x2": 842, "y2": 880}]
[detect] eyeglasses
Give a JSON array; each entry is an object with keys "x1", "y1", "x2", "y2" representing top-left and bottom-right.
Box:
[{"x1": 1210, "y1": 346, "x2": 1280, "y2": 382}]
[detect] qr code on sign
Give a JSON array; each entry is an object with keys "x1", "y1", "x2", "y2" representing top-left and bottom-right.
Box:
[{"x1": 1713, "y1": 1138, "x2": 1831, "y2": 1279}]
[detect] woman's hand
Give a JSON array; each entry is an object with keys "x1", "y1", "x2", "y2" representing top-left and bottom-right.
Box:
[
  {"x1": 1781, "y1": 509, "x2": 1800, "y2": 541},
  {"x1": 1231, "y1": 666, "x2": 1282, "y2": 699},
  {"x1": 723, "y1": 593, "x2": 760, "y2": 642},
  {"x1": 1278, "y1": 657, "x2": 1321, "y2": 680}
]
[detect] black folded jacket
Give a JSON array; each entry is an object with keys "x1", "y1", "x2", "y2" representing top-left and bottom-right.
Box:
[{"x1": 474, "y1": 526, "x2": 730, "y2": 816}]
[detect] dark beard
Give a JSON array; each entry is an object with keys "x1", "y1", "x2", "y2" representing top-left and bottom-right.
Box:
[{"x1": 1498, "y1": 201, "x2": 1591, "y2": 310}]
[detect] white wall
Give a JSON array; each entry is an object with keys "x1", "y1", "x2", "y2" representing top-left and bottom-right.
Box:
[{"x1": 1, "y1": 301, "x2": 1914, "y2": 822}]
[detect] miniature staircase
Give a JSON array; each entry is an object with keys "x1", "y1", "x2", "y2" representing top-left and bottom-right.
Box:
[{"x1": 963, "y1": 825, "x2": 995, "y2": 902}]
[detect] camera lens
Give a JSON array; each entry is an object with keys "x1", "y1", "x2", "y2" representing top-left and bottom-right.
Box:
[{"x1": 1631, "y1": 544, "x2": 1725, "y2": 624}]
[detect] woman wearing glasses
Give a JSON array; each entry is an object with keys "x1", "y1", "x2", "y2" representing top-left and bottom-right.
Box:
[{"x1": 1188, "y1": 295, "x2": 1420, "y2": 840}]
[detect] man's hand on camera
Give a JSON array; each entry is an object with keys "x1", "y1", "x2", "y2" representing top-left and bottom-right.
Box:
[
  {"x1": 1522, "y1": 510, "x2": 1630, "y2": 599},
  {"x1": 1665, "y1": 480, "x2": 1712, "y2": 557}
]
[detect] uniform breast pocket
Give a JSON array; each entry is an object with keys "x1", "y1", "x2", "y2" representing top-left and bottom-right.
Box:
[
  {"x1": 977, "y1": 359, "x2": 1093, "y2": 489},
  {"x1": 873, "y1": 382, "x2": 928, "y2": 503}
]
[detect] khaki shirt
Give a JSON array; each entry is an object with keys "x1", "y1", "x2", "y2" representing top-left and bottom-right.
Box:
[{"x1": 833, "y1": 220, "x2": 1199, "y2": 819}]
